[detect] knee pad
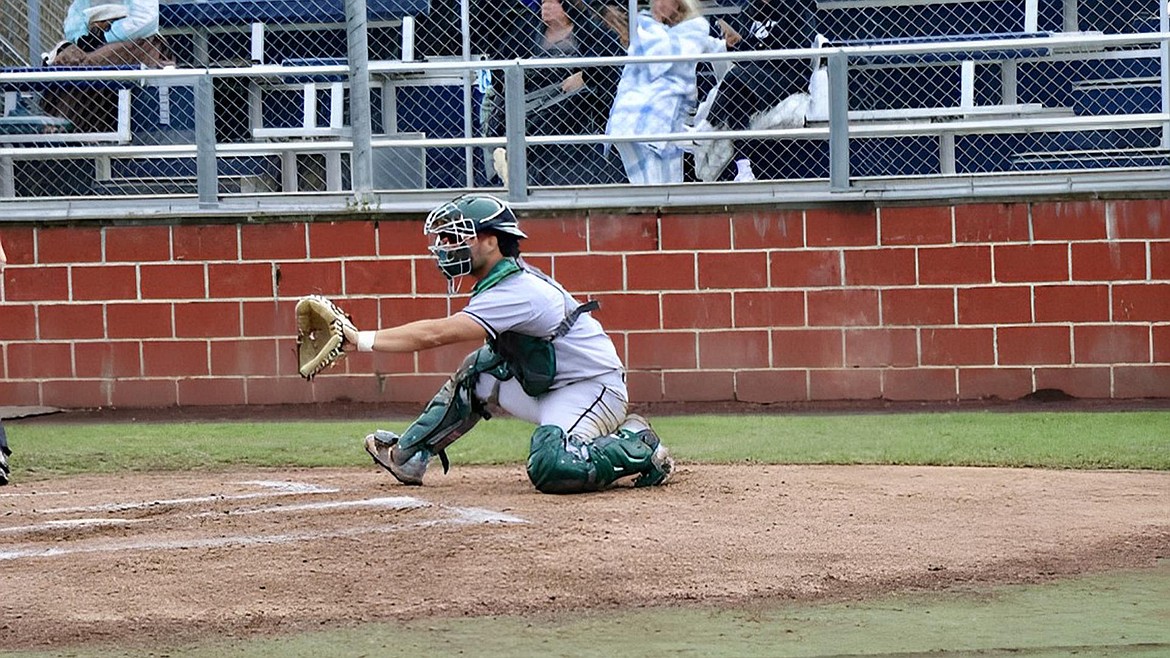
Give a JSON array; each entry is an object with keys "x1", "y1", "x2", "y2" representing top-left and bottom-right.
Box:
[
  {"x1": 526, "y1": 425, "x2": 597, "y2": 494},
  {"x1": 525, "y1": 424, "x2": 659, "y2": 494},
  {"x1": 591, "y1": 430, "x2": 655, "y2": 481}
]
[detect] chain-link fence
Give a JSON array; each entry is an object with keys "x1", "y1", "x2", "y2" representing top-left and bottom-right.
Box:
[{"x1": 0, "y1": 0, "x2": 1166, "y2": 207}]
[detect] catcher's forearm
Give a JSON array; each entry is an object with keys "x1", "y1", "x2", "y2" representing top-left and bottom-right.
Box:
[{"x1": 361, "y1": 315, "x2": 487, "y2": 354}]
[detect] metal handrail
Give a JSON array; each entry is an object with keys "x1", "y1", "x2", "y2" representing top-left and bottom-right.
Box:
[
  {"x1": 0, "y1": 30, "x2": 1167, "y2": 216},
  {"x1": 0, "y1": 32, "x2": 1164, "y2": 83}
]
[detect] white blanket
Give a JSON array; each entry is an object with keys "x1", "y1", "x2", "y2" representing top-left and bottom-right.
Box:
[
  {"x1": 691, "y1": 92, "x2": 812, "y2": 182},
  {"x1": 607, "y1": 13, "x2": 726, "y2": 155}
]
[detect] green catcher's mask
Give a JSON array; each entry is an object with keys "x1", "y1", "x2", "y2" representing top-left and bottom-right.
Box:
[{"x1": 424, "y1": 194, "x2": 527, "y2": 290}]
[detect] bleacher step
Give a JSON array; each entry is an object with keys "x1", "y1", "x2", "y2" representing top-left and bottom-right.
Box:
[
  {"x1": 1011, "y1": 147, "x2": 1170, "y2": 171},
  {"x1": 93, "y1": 176, "x2": 278, "y2": 196},
  {"x1": 1071, "y1": 78, "x2": 1161, "y2": 116}
]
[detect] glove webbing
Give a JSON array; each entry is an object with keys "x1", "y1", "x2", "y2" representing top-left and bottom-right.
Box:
[{"x1": 305, "y1": 315, "x2": 348, "y2": 380}]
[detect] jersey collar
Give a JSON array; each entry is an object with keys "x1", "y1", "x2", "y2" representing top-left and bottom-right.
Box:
[{"x1": 471, "y1": 257, "x2": 523, "y2": 296}]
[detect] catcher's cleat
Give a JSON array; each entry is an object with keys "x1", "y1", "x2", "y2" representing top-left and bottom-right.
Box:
[
  {"x1": 631, "y1": 421, "x2": 674, "y2": 488},
  {"x1": 364, "y1": 430, "x2": 429, "y2": 486}
]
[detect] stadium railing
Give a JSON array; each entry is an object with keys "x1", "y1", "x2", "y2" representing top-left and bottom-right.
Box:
[{"x1": 0, "y1": 0, "x2": 1165, "y2": 219}]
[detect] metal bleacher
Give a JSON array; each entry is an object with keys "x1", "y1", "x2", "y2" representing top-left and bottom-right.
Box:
[
  {"x1": 731, "y1": 0, "x2": 1168, "y2": 182},
  {"x1": 156, "y1": 0, "x2": 432, "y2": 194},
  {"x1": 0, "y1": 0, "x2": 1165, "y2": 210},
  {"x1": 0, "y1": 0, "x2": 438, "y2": 199}
]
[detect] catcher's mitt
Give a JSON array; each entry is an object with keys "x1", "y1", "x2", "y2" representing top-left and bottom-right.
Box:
[{"x1": 295, "y1": 295, "x2": 357, "y2": 380}]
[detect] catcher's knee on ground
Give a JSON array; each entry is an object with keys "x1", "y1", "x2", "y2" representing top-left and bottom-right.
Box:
[
  {"x1": 365, "y1": 345, "x2": 506, "y2": 485},
  {"x1": 525, "y1": 418, "x2": 673, "y2": 494}
]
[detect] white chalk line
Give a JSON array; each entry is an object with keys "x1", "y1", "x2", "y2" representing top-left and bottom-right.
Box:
[
  {"x1": 205, "y1": 495, "x2": 430, "y2": 516},
  {"x1": 34, "y1": 480, "x2": 339, "y2": 514},
  {"x1": 0, "y1": 480, "x2": 529, "y2": 561},
  {"x1": 1, "y1": 497, "x2": 527, "y2": 535},
  {"x1": 0, "y1": 518, "x2": 147, "y2": 534},
  {"x1": 443, "y1": 506, "x2": 527, "y2": 525},
  {"x1": 3, "y1": 496, "x2": 426, "y2": 535},
  {"x1": 0, "y1": 504, "x2": 526, "y2": 561},
  {"x1": 0, "y1": 490, "x2": 73, "y2": 498}
]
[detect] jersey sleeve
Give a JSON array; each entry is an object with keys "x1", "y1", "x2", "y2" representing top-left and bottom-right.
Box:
[{"x1": 460, "y1": 287, "x2": 534, "y2": 340}]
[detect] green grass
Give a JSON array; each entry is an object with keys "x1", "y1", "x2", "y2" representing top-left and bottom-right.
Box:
[
  {"x1": 6, "y1": 411, "x2": 1170, "y2": 479},
  {"x1": 5, "y1": 561, "x2": 1169, "y2": 657},
  {"x1": 2, "y1": 410, "x2": 1169, "y2": 658}
]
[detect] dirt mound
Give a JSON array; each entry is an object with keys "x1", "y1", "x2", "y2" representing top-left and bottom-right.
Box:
[{"x1": 2, "y1": 464, "x2": 1167, "y2": 651}]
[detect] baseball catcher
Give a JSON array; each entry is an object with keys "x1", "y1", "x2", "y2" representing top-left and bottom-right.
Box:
[
  {"x1": 295, "y1": 294, "x2": 357, "y2": 380},
  {"x1": 343, "y1": 193, "x2": 673, "y2": 494}
]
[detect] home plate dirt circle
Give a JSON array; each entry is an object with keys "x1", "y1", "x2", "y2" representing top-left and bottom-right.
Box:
[
  {"x1": 1, "y1": 465, "x2": 1167, "y2": 650},
  {"x1": 0, "y1": 479, "x2": 525, "y2": 562}
]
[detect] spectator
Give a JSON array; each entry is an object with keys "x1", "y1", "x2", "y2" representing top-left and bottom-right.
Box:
[
  {"x1": 63, "y1": 0, "x2": 159, "y2": 45},
  {"x1": 599, "y1": 3, "x2": 630, "y2": 48},
  {"x1": 606, "y1": 0, "x2": 727, "y2": 184},
  {"x1": 41, "y1": 2, "x2": 172, "y2": 135},
  {"x1": 699, "y1": 0, "x2": 817, "y2": 181},
  {"x1": 48, "y1": 0, "x2": 171, "y2": 67},
  {"x1": 485, "y1": 0, "x2": 627, "y2": 187},
  {"x1": 73, "y1": 4, "x2": 129, "y2": 55}
]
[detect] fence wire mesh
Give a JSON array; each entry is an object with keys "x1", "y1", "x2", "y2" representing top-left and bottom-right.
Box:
[{"x1": 0, "y1": 0, "x2": 1165, "y2": 203}]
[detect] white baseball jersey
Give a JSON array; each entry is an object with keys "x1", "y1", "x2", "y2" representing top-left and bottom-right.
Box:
[
  {"x1": 460, "y1": 262, "x2": 624, "y2": 388},
  {"x1": 461, "y1": 261, "x2": 629, "y2": 439}
]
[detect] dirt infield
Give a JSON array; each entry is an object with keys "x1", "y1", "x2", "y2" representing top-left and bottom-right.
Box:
[{"x1": 2, "y1": 462, "x2": 1168, "y2": 651}]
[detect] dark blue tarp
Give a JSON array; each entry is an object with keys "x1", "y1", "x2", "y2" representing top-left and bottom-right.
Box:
[{"x1": 160, "y1": 0, "x2": 430, "y2": 28}]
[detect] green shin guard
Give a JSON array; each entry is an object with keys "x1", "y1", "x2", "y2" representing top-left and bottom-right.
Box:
[
  {"x1": 526, "y1": 425, "x2": 595, "y2": 494},
  {"x1": 592, "y1": 429, "x2": 658, "y2": 486},
  {"x1": 392, "y1": 345, "x2": 506, "y2": 473},
  {"x1": 525, "y1": 425, "x2": 658, "y2": 494},
  {"x1": 396, "y1": 380, "x2": 476, "y2": 459}
]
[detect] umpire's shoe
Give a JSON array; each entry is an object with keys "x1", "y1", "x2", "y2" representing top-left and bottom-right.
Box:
[{"x1": 364, "y1": 430, "x2": 428, "y2": 486}]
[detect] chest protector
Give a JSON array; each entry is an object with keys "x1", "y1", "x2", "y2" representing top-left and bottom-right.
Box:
[{"x1": 473, "y1": 259, "x2": 599, "y2": 397}]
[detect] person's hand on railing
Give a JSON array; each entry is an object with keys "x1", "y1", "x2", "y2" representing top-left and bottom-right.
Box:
[
  {"x1": 561, "y1": 71, "x2": 586, "y2": 93},
  {"x1": 717, "y1": 18, "x2": 742, "y2": 49}
]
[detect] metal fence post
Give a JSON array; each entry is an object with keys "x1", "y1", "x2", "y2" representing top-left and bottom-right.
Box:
[
  {"x1": 461, "y1": 0, "x2": 475, "y2": 187},
  {"x1": 627, "y1": 0, "x2": 638, "y2": 49},
  {"x1": 195, "y1": 74, "x2": 218, "y2": 209},
  {"x1": 26, "y1": 0, "x2": 40, "y2": 66},
  {"x1": 346, "y1": 0, "x2": 374, "y2": 202},
  {"x1": 1, "y1": 154, "x2": 14, "y2": 198},
  {"x1": 828, "y1": 51, "x2": 850, "y2": 191},
  {"x1": 503, "y1": 64, "x2": 528, "y2": 203},
  {"x1": 1161, "y1": 0, "x2": 1169, "y2": 148}
]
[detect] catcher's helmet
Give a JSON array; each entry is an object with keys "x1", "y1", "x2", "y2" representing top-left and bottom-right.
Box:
[
  {"x1": 424, "y1": 194, "x2": 527, "y2": 284},
  {"x1": 424, "y1": 194, "x2": 527, "y2": 241}
]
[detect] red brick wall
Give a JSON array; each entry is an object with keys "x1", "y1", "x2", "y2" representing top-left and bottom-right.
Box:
[{"x1": 1, "y1": 198, "x2": 1168, "y2": 409}]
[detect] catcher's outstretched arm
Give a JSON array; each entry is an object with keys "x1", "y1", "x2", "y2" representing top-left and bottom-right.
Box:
[{"x1": 347, "y1": 313, "x2": 486, "y2": 354}]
